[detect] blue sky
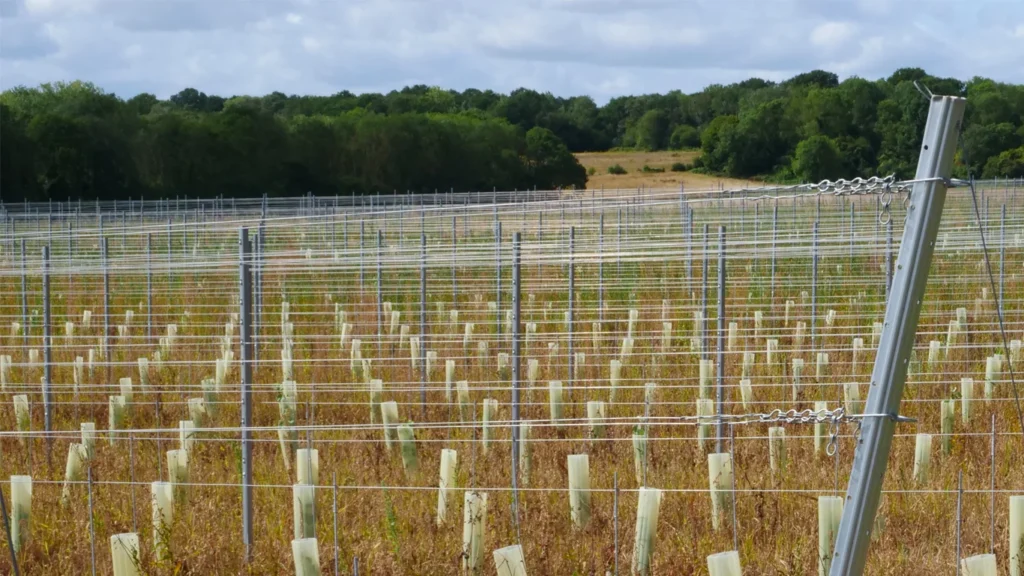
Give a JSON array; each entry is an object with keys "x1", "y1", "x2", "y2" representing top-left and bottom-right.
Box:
[{"x1": 2, "y1": 0, "x2": 1022, "y2": 102}]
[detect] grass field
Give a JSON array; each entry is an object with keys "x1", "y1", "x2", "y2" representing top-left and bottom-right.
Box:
[
  {"x1": 577, "y1": 150, "x2": 759, "y2": 191},
  {"x1": 1, "y1": 186, "x2": 1023, "y2": 575}
]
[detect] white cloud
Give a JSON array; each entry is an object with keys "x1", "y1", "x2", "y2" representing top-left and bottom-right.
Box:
[
  {"x1": 1, "y1": 0, "x2": 1021, "y2": 100},
  {"x1": 22, "y1": 0, "x2": 52, "y2": 13},
  {"x1": 123, "y1": 43, "x2": 143, "y2": 59},
  {"x1": 810, "y1": 22, "x2": 855, "y2": 49},
  {"x1": 23, "y1": 0, "x2": 95, "y2": 16},
  {"x1": 823, "y1": 36, "x2": 884, "y2": 76},
  {"x1": 301, "y1": 36, "x2": 321, "y2": 54}
]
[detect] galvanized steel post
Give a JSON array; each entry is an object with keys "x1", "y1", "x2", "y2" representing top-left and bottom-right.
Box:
[
  {"x1": 239, "y1": 227, "x2": 255, "y2": 561},
  {"x1": 103, "y1": 237, "x2": 111, "y2": 383},
  {"x1": 147, "y1": 234, "x2": 153, "y2": 344},
  {"x1": 716, "y1": 227, "x2": 726, "y2": 453},
  {"x1": 511, "y1": 232, "x2": 522, "y2": 526},
  {"x1": 420, "y1": 230, "x2": 427, "y2": 418},
  {"x1": 377, "y1": 229, "x2": 383, "y2": 359},
  {"x1": 568, "y1": 226, "x2": 575, "y2": 394},
  {"x1": 829, "y1": 95, "x2": 965, "y2": 576},
  {"x1": 42, "y1": 245, "x2": 53, "y2": 467},
  {"x1": 21, "y1": 239, "x2": 28, "y2": 351}
]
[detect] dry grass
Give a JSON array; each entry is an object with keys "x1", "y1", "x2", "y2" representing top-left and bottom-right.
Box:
[
  {"x1": 577, "y1": 150, "x2": 758, "y2": 191},
  {"x1": 1, "y1": 192, "x2": 1023, "y2": 575}
]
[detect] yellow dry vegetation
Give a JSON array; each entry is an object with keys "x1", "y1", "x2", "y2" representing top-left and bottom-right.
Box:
[{"x1": 576, "y1": 150, "x2": 760, "y2": 191}]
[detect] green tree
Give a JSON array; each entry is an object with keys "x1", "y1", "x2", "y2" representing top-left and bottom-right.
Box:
[
  {"x1": 962, "y1": 123, "x2": 1020, "y2": 176},
  {"x1": 133, "y1": 111, "x2": 215, "y2": 196},
  {"x1": 792, "y1": 135, "x2": 842, "y2": 182},
  {"x1": 285, "y1": 115, "x2": 341, "y2": 194},
  {"x1": 982, "y1": 146, "x2": 1024, "y2": 178},
  {"x1": 421, "y1": 87, "x2": 457, "y2": 113},
  {"x1": 0, "y1": 103, "x2": 37, "y2": 200},
  {"x1": 887, "y1": 68, "x2": 927, "y2": 86},
  {"x1": 722, "y1": 99, "x2": 796, "y2": 177},
  {"x1": 28, "y1": 112, "x2": 139, "y2": 200},
  {"x1": 458, "y1": 88, "x2": 501, "y2": 112},
  {"x1": 875, "y1": 82, "x2": 929, "y2": 178},
  {"x1": 170, "y1": 88, "x2": 207, "y2": 111},
  {"x1": 837, "y1": 77, "x2": 885, "y2": 147},
  {"x1": 699, "y1": 115, "x2": 739, "y2": 173},
  {"x1": 669, "y1": 124, "x2": 699, "y2": 149},
  {"x1": 27, "y1": 113, "x2": 89, "y2": 198},
  {"x1": 631, "y1": 109, "x2": 668, "y2": 150},
  {"x1": 126, "y1": 93, "x2": 159, "y2": 115},
  {"x1": 168, "y1": 88, "x2": 225, "y2": 113},
  {"x1": 968, "y1": 91, "x2": 1018, "y2": 126},
  {"x1": 799, "y1": 87, "x2": 852, "y2": 139},
  {"x1": 524, "y1": 126, "x2": 587, "y2": 189},
  {"x1": 495, "y1": 88, "x2": 554, "y2": 130},
  {"x1": 261, "y1": 91, "x2": 289, "y2": 115},
  {"x1": 208, "y1": 105, "x2": 288, "y2": 197},
  {"x1": 4, "y1": 67, "x2": 1024, "y2": 198},
  {"x1": 835, "y1": 135, "x2": 876, "y2": 178},
  {"x1": 2, "y1": 81, "x2": 120, "y2": 118},
  {"x1": 785, "y1": 70, "x2": 839, "y2": 89}
]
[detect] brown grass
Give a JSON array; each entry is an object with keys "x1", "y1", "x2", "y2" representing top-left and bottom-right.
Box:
[
  {"x1": 577, "y1": 150, "x2": 759, "y2": 191},
  {"x1": 1, "y1": 192, "x2": 1022, "y2": 575}
]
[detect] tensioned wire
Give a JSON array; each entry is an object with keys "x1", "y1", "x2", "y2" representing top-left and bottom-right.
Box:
[
  {"x1": 6, "y1": 177, "x2": 1014, "y2": 213},
  {"x1": 4, "y1": 212, "x2": 1015, "y2": 434},
  {"x1": 2, "y1": 186, "x2": 1021, "y2": 429},
  {"x1": 27, "y1": 477, "x2": 1024, "y2": 495},
  {"x1": 0, "y1": 181, "x2": 1017, "y2": 246}
]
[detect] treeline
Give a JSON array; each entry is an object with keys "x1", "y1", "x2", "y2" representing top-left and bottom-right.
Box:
[
  {"x1": 696, "y1": 69, "x2": 1024, "y2": 182},
  {"x1": 2, "y1": 67, "x2": 1023, "y2": 201},
  {"x1": 0, "y1": 84, "x2": 587, "y2": 201}
]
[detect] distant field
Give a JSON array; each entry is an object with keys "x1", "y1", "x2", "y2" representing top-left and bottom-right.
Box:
[{"x1": 576, "y1": 150, "x2": 759, "y2": 191}]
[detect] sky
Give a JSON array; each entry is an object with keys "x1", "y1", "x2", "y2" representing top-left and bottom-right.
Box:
[{"x1": 2, "y1": 0, "x2": 1023, "y2": 102}]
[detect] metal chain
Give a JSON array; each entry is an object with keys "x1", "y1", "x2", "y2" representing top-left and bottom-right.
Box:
[
  {"x1": 691, "y1": 407, "x2": 847, "y2": 456},
  {"x1": 690, "y1": 407, "x2": 913, "y2": 457},
  {"x1": 807, "y1": 175, "x2": 900, "y2": 196},
  {"x1": 804, "y1": 175, "x2": 909, "y2": 225},
  {"x1": 799, "y1": 174, "x2": 969, "y2": 225},
  {"x1": 754, "y1": 406, "x2": 845, "y2": 426},
  {"x1": 756, "y1": 407, "x2": 845, "y2": 456},
  {"x1": 723, "y1": 175, "x2": 909, "y2": 224}
]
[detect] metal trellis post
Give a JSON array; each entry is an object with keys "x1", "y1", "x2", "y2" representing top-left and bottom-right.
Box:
[
  {"x1": 829, "y1": 95, "x2": 965, "y2": 576},
  {"x1": 21, "y1": 239, "x2": 28, "y2": 351},
  {"x1": 568, "y1": 226, "x2": 575, "y2": 394},
  {"x1": 771, "y1": 203, "x2": 777, "y2": 304},
  {"x1": 239, "y1": 227, "x2": 255, "y2": 561},
  {"x1": 377, "y1": 229, "x2": 383, "y2": 359},
  {"x1": 452, "y1": 216, "x2": 457, "y2": 305},
  {"x1": 511, "y1": 231, "x2": 522, "y2": 531},
  {"x1": 850, "y1": 202, "x2": 855, "y2": 268},
  {"x1": 716, "y1": 226, "x2": 726, "y2": 453},
  {"x1": 702, "y1": 224, "x2": 709, "y2": 359},
  {"x1": 147, "y1": 234, "x2": 153, "y2": 344},
  {"x1": 0, "y1": 480, "x2": 19, "y2": 576},
  {"x1": 811, "y1": 222, "x2": 818, "y2": 357},
  {"x1": 999, "y1": 204, "x2": 1005, "y2": 317},
  {"x1": 420, "y1": 231, "x2": 427, "y2": 419},
  {"x1": 103, "y1": 238, "x2": 111, "y2": 383},
  {"x1": 496, "y1": 221, "x2": 502, "y2": 342},
  {"x1": 42, "y1": 245, "x2": 53, "y2": 468}
]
